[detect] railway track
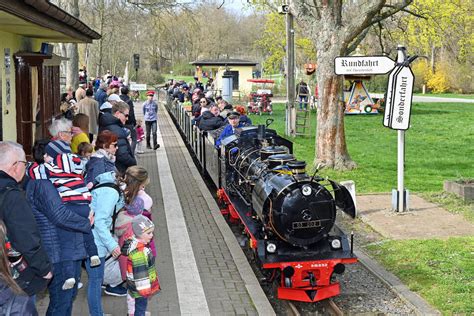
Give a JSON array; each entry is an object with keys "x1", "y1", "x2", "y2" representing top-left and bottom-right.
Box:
[{"x1": 283, "y1": 298, "x2": 343, "y2": 316}]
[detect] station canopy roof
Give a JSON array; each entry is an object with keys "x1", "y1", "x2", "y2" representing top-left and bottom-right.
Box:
[
  {"x1": 190, "y1": 59, "x2": 257, "y2": 67},
  {"x1": 0, "y1": 0, "x2": 101, "y2": 43}
]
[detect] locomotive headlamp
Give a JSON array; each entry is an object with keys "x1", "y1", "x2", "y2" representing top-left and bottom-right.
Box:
[
  {"x1": 301, "y1": 185, "x2": 312, "y2": 196},
  {"x1": 330, "y1": 238, "x2": 342, "y2": 249},
  {"x1": 266, "y1": 242, "x2": 277, "y2": 253}
]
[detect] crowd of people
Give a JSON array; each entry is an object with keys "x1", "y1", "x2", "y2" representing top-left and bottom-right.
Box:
[
  {"x1": 0, "y1": 71, "x2": 161, "y2": 316},
  {"x1": 165, "y1": 78, "x2": 253, "y2": 146}
]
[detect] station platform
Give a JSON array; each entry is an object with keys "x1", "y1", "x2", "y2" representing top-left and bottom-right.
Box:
[{"x1": 36, "y1": 103, "x2": 274, "y2": 315}]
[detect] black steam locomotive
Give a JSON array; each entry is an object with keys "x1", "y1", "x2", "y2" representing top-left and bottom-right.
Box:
[{"x1": 166, "y1": 102, "x2": 358, "y2": 302}]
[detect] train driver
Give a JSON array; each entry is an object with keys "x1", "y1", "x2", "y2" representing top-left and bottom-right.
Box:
[{"x1": 215, "y1": 111, "x2": 243, "y2": 147}]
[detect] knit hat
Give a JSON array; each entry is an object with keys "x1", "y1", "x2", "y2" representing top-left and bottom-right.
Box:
[
  {"x1": 125, "y1": 197, "x2": 145, "y2": 216},
  {"x1": 45, "y1": 140, "x2": 71, "y2": 158},
  {"x1": 132, "y1": 215, "x2": 155, "y2": 237}
]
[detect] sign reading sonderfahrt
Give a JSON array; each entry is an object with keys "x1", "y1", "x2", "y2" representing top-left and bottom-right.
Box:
[
  {"x1": 384, "y1": 66, "x2": 414, "y2": 130},
  {"x1": 334, "y1": 56, "x2": 395, "y2": 75}
]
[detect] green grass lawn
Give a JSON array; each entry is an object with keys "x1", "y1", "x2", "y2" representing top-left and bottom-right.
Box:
[
  {"x1": 366, "y1": 237, "x2": 474, "y2": 315},
  {"x1": 251, "y1": 102, "x2": 473, "y2": 314},
  {"x1": 250, "y1": 102, "x2": 474, "y2": 193}
]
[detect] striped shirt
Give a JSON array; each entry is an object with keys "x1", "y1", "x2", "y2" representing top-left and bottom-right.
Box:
[{"x1": 28, "y1": 154, "x2": 91, "y2": 203}]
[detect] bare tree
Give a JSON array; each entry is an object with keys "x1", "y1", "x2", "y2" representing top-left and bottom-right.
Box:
[{"x1": 291, "y1": 0, "x2": 413, "y2": 170}]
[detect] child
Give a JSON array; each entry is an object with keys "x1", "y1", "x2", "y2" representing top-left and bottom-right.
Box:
[
  {"x1": 182, "y1": 96, "x2": 192, "y2": 112},
  {"x1": 136, "y1": 119, "x2": 145, "y2": 154},
  {"x1": 29, "y1": 140, "x2": 100, "y2": 290},
  {"x1": 77, "y1": 142, "x2": 94, "y2": 160},
  {"x1": 122, "y1": 215, "x2": 160, "y2": 316}
]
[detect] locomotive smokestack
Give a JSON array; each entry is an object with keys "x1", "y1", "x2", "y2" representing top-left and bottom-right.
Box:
[{"x1": 257, "y1": 124, "x2": 266, "y2": 141}]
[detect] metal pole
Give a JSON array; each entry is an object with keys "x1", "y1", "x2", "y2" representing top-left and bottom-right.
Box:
[
  {"x1": 396, "y1": 45, "x2": 406, "y2": 212},
  {"x1": 286, "y1": 2, "x2": 296, "y2": 137}
]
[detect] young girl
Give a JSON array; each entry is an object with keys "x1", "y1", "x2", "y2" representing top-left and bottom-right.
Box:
[
  {"x1": 115, "y1": 166, "x2": 153, "y2": 315},
  {"x1": 135, "y1": 119, "x2": 145, "y2": 154},
  {"x1": 122, "y1": 216, "x2": 160, "y2": 316},
  {"x1": 77, "y1": 142, "x2": 94, "y2": 160}
]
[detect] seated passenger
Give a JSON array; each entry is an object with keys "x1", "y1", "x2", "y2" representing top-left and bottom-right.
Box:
[
  {"x1": 215, "y1": 111, "x2": 244, "y2": 147},
  {"x1": 198, "y1": 105, "x2": 226, "y2": 131},
  {"x1": 234, "y1": 105, "x2": 252, "y2": 126}
]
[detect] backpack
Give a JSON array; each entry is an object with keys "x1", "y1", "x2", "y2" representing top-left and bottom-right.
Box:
[
  {"x1": 299, "y1": 84, "x2": 309, "y2": 95},
  {"x1": 90, "y1": 182, "x2": 123, "y2": 234}
]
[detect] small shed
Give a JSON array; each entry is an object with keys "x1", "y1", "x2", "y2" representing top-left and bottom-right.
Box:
[
  {"x1": 190, "y1": 59, "x2": 257, "y2": 97},
  {"x1": 0, "y1": 0, "x2": 100, "y2": 155}
]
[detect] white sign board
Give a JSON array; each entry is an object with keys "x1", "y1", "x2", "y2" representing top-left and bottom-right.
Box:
[
  {"x1": 130, "y1": 83, "x2": 147, "y2": 91},
  {"x1": 335, "y1": 56, "x2": 395, "y2": 75},
  {"x1": 384, "y1": 66, "x2": 414, "y2": 130}
]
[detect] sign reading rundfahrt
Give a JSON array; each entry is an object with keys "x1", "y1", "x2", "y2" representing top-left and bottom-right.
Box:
[{"x1": 334, "y1": 56, "x2": 395, "y2": 75}]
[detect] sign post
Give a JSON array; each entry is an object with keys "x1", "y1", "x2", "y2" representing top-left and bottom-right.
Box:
[{"x1": 335, "y1": 45, "x2": 417, "y2": 213}]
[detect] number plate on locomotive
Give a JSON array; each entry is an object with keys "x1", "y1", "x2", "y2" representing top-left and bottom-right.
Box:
[{"x1": 292, "y1": 220, "x2": 321, "y2": 229}]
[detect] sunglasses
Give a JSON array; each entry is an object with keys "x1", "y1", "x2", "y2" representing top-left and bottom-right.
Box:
[
  {"x1": 200, "y1": 101, "x2": 207, "y2": 104},
  {"x1": 120, "y1": 111, "x2": 129, "y2": 118}
]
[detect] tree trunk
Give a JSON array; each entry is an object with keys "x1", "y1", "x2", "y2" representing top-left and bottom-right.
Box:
[
  {"x1": 315, "y1": 49, "x2": 356, "y2": 170},
  {"x1": 66, "y1": 0, "x2": 79, "y2": 90}
]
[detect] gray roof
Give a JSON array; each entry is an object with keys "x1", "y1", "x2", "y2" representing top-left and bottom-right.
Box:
[{"x1": 190, "y1": 59, "x2": 257, "y2": 66}]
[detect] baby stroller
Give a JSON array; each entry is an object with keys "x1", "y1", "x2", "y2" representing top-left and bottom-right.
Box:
[{"x1": 247, "y1": 79, "x2": 274, "y2": 115}]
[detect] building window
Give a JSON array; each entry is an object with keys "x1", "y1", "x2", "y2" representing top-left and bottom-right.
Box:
[{"x1": 230, "y1": 71, "x2": 239, "y2": 90}]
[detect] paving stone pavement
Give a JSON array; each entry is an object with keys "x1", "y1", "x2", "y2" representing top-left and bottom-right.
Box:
[{"x1": 36, "y1": 101, "x2": 260, "y2": 315}]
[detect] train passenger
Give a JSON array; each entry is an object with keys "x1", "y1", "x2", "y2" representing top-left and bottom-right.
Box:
[
  {"x1": 99, "y1": 101, "x2": 137, "y2": 175},
  {"x1": 234, "y1": 105, "x2": 252, "y2": 126},
  {"x1": 218, "y1": 100, "x2": 233, "y2": 119},
  {"x1": 215, "y1": 111, "x2": 244, "y2": 147},
  {"x1": 198, "y1": 105, "x2": 226, "y2": 131}
]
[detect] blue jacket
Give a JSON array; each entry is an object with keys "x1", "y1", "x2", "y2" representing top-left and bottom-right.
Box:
[
  {"x1": 89, "y1": 170, "x2": 124, "y2": 257},
  {"x1": 0, "y1": 281, "x2": 37, "y2": 315},
  {"x1": 99, "y1": 112, "x2": 137, "y2": 174},
  {"x1": 216, "y1": 123, "x2": 243, "y2": 147},
  {"x1": 143, "y1": 100, "x2": 158, "y2": 121},
  {"x1": 25, "y1": 179, "x2": 90, "y2": 264},
  {"x1": 95, "y1": 88, "x2": 108, "y2": 107}
]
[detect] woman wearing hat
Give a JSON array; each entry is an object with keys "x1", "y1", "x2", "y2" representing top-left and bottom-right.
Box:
[{"x1": 142, "y1": 91, "x2": 160, "y2": 150}]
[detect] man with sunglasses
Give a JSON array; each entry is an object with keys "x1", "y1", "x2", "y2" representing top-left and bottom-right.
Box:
[
  {"x1": 0, "y1": 141, "x2": 52, "y2": 297},
  {"x1": 98, "y1": 101, "x2": 137, "y2": 174}
]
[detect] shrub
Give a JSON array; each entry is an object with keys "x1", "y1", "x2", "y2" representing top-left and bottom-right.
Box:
[{"x1": 426, "y1": 65, "x2": 450, "y2": 93}]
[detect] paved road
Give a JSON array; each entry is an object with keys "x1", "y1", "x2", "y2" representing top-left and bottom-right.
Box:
[{"x1": 272, "y1": 95, "x2": 473, "y2": 103}]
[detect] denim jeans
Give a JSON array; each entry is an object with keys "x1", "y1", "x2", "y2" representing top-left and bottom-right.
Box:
[
  {"x1": 299, "y1": 95, "x2": 308, "y2": 109},
  {"x1": 134, "y1": 297, "x2": 148, "y2": 316},
  {"x1": 85, "y1": 257, "x2": 106, "y2": 316},
  {"x1": 46, "y1": 260, "x2": 81, "y2": 316},
  {"x1": 145, "y1": 120, "x2": 157, "y2": 147}
]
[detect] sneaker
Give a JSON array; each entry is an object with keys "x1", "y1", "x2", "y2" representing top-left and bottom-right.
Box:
[
  {"x1": 78, "y1": 282, "x2": 83, "y2": 290},
  {"x1": 154, "y1": 144, "x2": 160, "y2": 150},
  {"x1": 104, "y1": 284, "x2": 127, "y2": 297}
]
